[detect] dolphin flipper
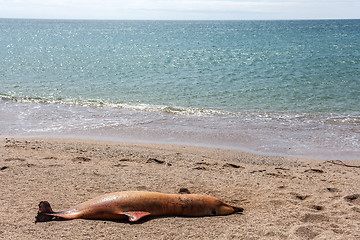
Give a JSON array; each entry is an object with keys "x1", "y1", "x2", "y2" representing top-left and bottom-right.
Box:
[{"x1": 122, "y1": 211, "x2": 151, "y2": 222}]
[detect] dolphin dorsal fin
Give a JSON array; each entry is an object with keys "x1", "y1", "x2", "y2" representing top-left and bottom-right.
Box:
[
  {"x1": 179, "y1": 188, "x2": 191, "y2": 194},
  {"x1": 122, "y1": 211, "x2": 151, "y2": 222}
]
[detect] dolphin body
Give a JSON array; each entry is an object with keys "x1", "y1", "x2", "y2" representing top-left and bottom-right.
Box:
[{"x1": 35, "y1": 190, "x2": 243, "y2": 222}]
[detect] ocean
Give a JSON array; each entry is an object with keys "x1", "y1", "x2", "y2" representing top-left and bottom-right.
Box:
[{"x1": 0, "y1": 19, "x2": 359, "y2": 160}]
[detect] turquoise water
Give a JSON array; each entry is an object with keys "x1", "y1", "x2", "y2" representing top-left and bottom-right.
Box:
[{"x1": 0, "y1": 19, "x2": 359, "y2": 160}]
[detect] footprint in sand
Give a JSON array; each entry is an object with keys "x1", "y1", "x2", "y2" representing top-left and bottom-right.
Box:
[
  {"x1": 301, "y1": 213, "x2": 329, "y2": 223},
  {"x1": 4, "y1": 158, "x2": 25, "y2": 162},
  {"x1": 223, "y1": 163, "x2": 243, "y2": 169},
  {"x1": 294, "y1": 226, "x2": 320, "y2": 240},
  {"x1": 326, "y1": 187, "x2": 340, "y2": 192},
  {"x1": 291, "y1": 192, "x2": 310, "y2": 201},
  {"x1": 309, "y1": 205, "x2": 324, "y2": 211},
  {"x1": 344, "y1": 194, "x2": 360, "y2": 205},
  {"x1": 146, "y1": 158, "x2": 165, "y2": 164},
  {"x1": 304, "y1": 169, "x2": 324, "y2": 173},
  {"x1": 193, "y1": 166, "x2": 206, "y2": 170},
  {"x1": 72, "y1": 157, "x2": 91, "y2": 162}
]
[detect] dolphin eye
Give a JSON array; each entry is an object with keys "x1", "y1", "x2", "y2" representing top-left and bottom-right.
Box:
[{"x1": 211, "y1": 209, "x2": 216, "y2": 215}]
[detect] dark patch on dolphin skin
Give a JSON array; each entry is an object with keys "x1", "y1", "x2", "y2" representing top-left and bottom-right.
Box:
[{"x1": 176, "y1": 195, "x2": 193, "y2": 215}]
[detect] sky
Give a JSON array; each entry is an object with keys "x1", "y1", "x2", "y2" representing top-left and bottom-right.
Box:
[{"x1": 0, "y1": 0, "x2": 359, "y2": 20}]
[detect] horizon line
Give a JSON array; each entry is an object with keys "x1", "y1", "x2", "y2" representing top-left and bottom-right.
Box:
[{"x1": 1, "y1": 17, "x2": 359, "y2": 22}]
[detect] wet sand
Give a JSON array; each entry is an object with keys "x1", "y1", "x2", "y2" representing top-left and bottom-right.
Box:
[{"x1": 0, "y1": 138, "x2": 359, "y2": 239}]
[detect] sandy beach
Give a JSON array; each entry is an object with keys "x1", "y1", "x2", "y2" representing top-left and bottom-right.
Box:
[{"x1": 0, "y1": 137, "x2": 359, "y2": 239}]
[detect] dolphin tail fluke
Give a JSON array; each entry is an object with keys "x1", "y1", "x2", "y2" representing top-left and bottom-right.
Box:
[
  {"x1": 35, "y1": 201, "x2": 80, "y2": 223},
  {"x1": 35, "y1": 201, "x2": 55, "y2": 223}
]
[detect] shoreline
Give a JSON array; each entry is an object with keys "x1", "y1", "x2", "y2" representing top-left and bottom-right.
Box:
[
  {"x1": 1, "y1": 99, "x2": 359, "y2": 161},
  {"x1": 3, "y1": 133, "x2": 359, "y2": 162},
  {"x1": 1, "y1": 137, "x2": 359, "y2": 239}
]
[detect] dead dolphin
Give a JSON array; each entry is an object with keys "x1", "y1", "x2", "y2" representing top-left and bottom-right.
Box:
[{"x1": 35, "y1": 189, "x2": 243, "y2": 223}]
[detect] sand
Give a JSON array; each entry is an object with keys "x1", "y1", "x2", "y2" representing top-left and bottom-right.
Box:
[{"x1": 0, "y1": 138, "x2": 359, "y2": 239}]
